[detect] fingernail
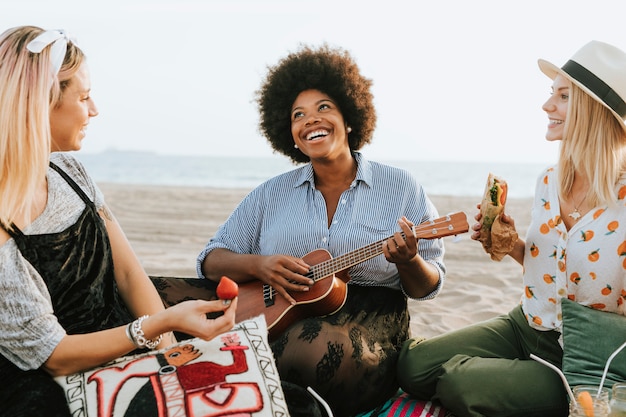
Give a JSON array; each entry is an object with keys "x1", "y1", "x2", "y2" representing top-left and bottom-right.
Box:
[{"x1": 222, "y1": 299, "x2": 232, "y2": 306}]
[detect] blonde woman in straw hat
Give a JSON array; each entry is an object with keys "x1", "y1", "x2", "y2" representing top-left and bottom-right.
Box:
[
  {"x1": 0, "y1": 26, "x2": 237, "y2": 416},
  {"x1": 397, "y1": 41, "x2": 626, "y2": 416}
]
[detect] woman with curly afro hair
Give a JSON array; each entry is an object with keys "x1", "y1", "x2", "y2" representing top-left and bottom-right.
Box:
[{"x1": 198, "y1": 44, "x2": 446, "y2": 416}]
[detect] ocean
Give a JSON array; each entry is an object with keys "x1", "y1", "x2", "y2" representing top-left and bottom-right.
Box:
[{"x1": 76, "y1": 150, "x2": 548, "y2": 199}]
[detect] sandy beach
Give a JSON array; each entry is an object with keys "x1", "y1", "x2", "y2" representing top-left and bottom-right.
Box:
[{"x1": 100, "y1": 183, "x2": 533, "y2": 339}]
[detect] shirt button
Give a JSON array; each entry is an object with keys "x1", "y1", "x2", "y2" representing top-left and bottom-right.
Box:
[{"x1": 558, "y1": 288, "x2": 566, "y2": 296}]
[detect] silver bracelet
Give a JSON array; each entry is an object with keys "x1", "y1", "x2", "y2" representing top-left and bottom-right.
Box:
[
  {"x1": 129, "y1": 315, "x2": 162, "y2": 350},
  {"x1": 125, "y1": 322, "x2": 136, "y2": 345}
]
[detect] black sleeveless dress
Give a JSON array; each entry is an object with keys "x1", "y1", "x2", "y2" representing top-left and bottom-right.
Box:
[{"x1": 0, "y1": 162, "x2": 133, "y2": 417}]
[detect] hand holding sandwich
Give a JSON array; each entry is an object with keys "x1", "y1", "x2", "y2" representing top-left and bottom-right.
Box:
[{"x1": 474, "y1": 173, "x2": 519, "y2": 261}]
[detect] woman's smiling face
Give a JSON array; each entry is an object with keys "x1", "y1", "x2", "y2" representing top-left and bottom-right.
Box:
[
  {"x1": 542, "y1": 73, "x2": 570, "y2": 142},
  {"x1": 49, "y1": 63, "x2": 99, "y2": 152},
  {"x1": 290, "y1": 89, "x2": 350, "y2": 161}
]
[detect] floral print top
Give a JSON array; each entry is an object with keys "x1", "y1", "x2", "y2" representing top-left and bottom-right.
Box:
[{"x1": 522, "y1": 166, "x2": 626, "y2": 334}]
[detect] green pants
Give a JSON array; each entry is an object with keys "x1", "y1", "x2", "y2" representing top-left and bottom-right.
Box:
[{"x1": 397, "y1": 305, "x2": 569, "y2": 417}]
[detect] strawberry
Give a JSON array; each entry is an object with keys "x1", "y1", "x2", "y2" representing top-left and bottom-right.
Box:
[{"x1": 216, "y1": 276, "x2": 239, "y2": 300}]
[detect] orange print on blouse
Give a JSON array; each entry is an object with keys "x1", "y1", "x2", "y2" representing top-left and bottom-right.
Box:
[
  {"x1": 588, "y1": 249, "x2": 600, "y2": 262},
  {"x1": 618, "y1": 185, "x2": 626, "y2": 200},
  {"x1": 530, "y1": 243, "x2": 539, "y2": 257},
  {"x1": 593, "y1": 208, "x2": 605, "y2": 219},
  {"x1": 618, "y1": 241, "x2": 626, "y2": 268},
  {"x1": 569, "y1": 272, "x2": 581, "y2": 285},
  {"x1": 543, "y1": 274, "x2": 555, "y2": 284},
  {"x1": 601, "y1": 285, "x2": 612, "y2": 296},
  {"x1": 579, "y1": 230, "x2": 594, "y2": 242},
  {"x1": 542, "y1": 199, "x2": 550, "y2": 210},
  {"x1": 525, "y1": 286, "x2": 537, "y2": 299},
  {"x1": 530, "y1": 314, "x2": 542, "y2": 326},
  {"x1": 607, "y1": 220, "x2": 619, "y2": 235}
]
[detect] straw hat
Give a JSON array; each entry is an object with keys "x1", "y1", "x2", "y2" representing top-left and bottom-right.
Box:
[{"x1": 538, "y1": 40, "x2": 626, "y2": 133}]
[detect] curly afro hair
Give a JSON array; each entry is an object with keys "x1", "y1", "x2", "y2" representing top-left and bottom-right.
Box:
[{"x1": 255, "y1": 44, "x2": 377, "y2": 164}]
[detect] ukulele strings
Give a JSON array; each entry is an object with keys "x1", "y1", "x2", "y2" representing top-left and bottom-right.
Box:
[{"x1": 308, "y1": 214, "x2": 458, "y2": 281}]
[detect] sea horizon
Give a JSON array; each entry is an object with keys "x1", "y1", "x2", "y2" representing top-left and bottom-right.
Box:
[{"x1": 76, "y1": 150, "x2": 546, "y2": 199}]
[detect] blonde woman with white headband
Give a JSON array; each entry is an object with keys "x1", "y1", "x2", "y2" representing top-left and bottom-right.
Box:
[
  {"x1": 0, "y1": 25, "x2": 236, "y2": 415},
  {"x1": 398, "y1": 40, "x2": 626, "y2": 417}
]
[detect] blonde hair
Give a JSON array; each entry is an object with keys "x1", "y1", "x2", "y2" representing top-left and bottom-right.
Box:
[
  {"x1": 558, "y1": 82, "x2": 626, "y2": 207},
  {"x1": 0, "y1": 26, "x2": 85, "y2": 229}
]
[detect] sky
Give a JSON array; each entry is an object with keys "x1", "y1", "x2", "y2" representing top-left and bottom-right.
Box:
[{"x1": 3, "y1": 0, "x2": 626, "y2": 164}]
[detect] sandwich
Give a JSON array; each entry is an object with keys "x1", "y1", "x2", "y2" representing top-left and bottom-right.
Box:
[
  {"x1": 479, "y1": 173, "x2": 507, "y2": 238},
  {"x1": 478, "y1": 173, "x2": 517, "y2": 261}
]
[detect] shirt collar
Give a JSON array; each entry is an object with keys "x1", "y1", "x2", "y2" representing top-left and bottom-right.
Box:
[{"x1": 294, "y1": 151, "x2": 373, "y2": 189}]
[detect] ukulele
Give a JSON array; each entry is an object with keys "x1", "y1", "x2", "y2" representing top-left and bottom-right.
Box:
[{"x1": 235, "y1": 211, "x2": 469, "y2": 339}]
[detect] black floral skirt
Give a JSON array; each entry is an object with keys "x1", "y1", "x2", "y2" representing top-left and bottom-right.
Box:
[{"x1": 270, "y1": 284, "x2": 409, "y2": 417}]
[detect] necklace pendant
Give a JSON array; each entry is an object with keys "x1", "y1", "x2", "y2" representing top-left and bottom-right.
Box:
[{"x1": 569, "y1": 209, "x2": 582, "y2": 220}]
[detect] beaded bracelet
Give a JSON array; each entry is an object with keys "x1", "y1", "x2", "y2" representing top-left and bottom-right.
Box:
[{"x1": 126, "y1": 315, "x2": 162, "y2": 350}]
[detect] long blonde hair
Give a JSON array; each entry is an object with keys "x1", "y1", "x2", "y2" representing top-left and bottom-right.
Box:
[
  {"x1": 558, "y1": 82, "x2": 626, "y2": 207},
  {"x1": 0, "y1": 26, "x2": 84, "y2": 229}
]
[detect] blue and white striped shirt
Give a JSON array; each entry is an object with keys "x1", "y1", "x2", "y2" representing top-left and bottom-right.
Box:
[{"x1": 197, "y1": 152, "x2": 445, "y2": 300}]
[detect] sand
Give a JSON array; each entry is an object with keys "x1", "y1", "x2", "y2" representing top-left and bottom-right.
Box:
[{"x1": 99, "y1": 183, "x2": 534, "y2": 339}]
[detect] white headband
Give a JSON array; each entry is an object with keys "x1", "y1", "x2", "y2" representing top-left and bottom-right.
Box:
[{"x1": 26, "y1": 29, "x2": 75, "y2": 75}]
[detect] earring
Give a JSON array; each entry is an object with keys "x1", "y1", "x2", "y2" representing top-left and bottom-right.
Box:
[
  {"x1": 294, "y1": 144, "x2": 299, "y2": 149},
  {"x1": 347, "y1": 127, "x2": 352, "y2": 133}
]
